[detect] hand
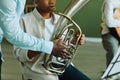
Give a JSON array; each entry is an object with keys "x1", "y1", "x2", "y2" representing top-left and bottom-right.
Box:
[
  {"x1": 52, "y1": 38, "x2": 69, "y2": 59},
  {"x1": 114, "y1": 8, "x2": 120, "y2": 20},
  {"x1": 27, "y1": 50, "x2": 40, "y2": 59},
  {"x1": 78, "y1": 34, "x2": 85, "y2": 45},
  {"x1": 71, "y1": 33, "x2": 85, "y2": 45}
]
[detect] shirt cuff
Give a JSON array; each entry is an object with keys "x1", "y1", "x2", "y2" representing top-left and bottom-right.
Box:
[
  {"x1": 41, "y1": 41, "x2": 53, "y2": 54},
  {"x1": 18, "y1": 49, "x2": 32, "y2": 62}
]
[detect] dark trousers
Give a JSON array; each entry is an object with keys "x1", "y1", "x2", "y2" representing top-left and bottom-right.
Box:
[
  {"x1": 58, "y1": 65, "x2": 91, "y2": 80},
  {"x1": 0, "y1": 52, "x2": 2, "y2": 80},
  {"x1": 0, "y1": 61, "x2": 1, "y2": 80}
]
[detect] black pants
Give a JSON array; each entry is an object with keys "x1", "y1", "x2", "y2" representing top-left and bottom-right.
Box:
[
  {"x1": 0, "y1": 52, "x2": 2, "y2": 80},
  {"x1": 58, "y1": 65, "x2": 91, "y2": 80},
  {"x1": 0, "y1": 61, "x2": 1, "y2": 80}
]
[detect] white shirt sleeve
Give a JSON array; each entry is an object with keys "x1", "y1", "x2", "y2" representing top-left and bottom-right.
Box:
[
  {"x1": 14, "y1": 46, "x2": 31, "y2": 62},
  {"x1": 0, "y1": 0, "x2": 53, "y2": 54},
  {"x1": 104, "y1": 0, "x2": 120, "y2": 27}
]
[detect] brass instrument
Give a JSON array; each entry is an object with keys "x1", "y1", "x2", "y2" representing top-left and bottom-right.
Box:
[{"x1": 44, "y1": 0, "x2": 90, "y2": 75}]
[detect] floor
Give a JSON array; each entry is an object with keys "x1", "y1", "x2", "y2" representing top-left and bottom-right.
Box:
[{"x1": 1, "y1": 38, "x2": 106, "y2": 80}]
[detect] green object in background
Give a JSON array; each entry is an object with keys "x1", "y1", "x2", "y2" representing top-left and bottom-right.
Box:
[
  {"x1": 26, "y1": 0, "x2": 33, "y2": 3},
  {"x1": 57, "y1": 0, "x2": 103, "y2": 37},
  {"x1": 26, "y1": 0, "x2": 103, "y2": 37},
  {"x1": 74, "y1": 0, "x2": 103, "y2": 37}
]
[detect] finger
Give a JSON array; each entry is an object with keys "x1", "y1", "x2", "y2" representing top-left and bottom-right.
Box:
[
  {"x1": 80, "y1": 34, "x2": 85, "y2": 39},
  {"x1": 78, "y1": 34, "x2": 85, "y2": 45},
  {"x1": 59, "y1": 52, "x2": 66, "y2": 59},
  {"x1": 56, "y1": 38, "x2": 62, "y2": 43},
  {"x1": 60, "y1": 49, "x2": 71, "y2": 59},
  {"x1": 63, "y1": 49, "x2": 70, "y2": 55},
  {"x1": 60, "y1": 53, "x2": 68, "y2": 59},
  {"x1": 61, "y1": 53, "x2": 71, "y2": 59}
]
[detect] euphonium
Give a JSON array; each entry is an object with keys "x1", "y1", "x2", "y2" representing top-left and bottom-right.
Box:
[{"x1": 44, "y1": 0, "x2": 90, "y2": 75}]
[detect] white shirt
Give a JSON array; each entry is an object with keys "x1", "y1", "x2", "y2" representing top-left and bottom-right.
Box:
[
  {"x1": 14, "y1": 8, "x2": 60, "y2": 75},
  {"x1": 45, "y1": 18, "x2": 55, "y2": 41},
  {"x1": 101, "y1": 0, "x2": 120, "y2": 35}
]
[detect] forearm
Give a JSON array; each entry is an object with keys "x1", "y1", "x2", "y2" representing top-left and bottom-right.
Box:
[
  {"x1": 1, "y1": 19, "x2": 53, "y2": 54},
  {"x1": 14, "y1": 47, "x2": 30, "y2": 62},
  {"x1": 14, "y1": 47, "x2": 40, "y2": 61},
  {"x1": 0, "y1": 0, "x2": 53, "y2": 54}
]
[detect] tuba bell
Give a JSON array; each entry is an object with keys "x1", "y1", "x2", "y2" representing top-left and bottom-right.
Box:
[{"x1": 44, "y1": 0, "x2": 90, "y2": 75}]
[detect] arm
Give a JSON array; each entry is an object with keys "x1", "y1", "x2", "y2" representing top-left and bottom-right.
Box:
[
  {"x1": 14, "y1": 38, "x2": 70, "y2": 62},
  {"x1": 113, "y1": 8, "x2": 120, "y2": 38},
  {"x1": 104, "y1": 0, "x2": 120, "y2": 41},
  {"x1": 27, "y1": 50, "x2": 40, "y2": 59},
  {"x1": 14, "y1": 47, "x2": 30, "y2": 62},
  {"x1": 14, "y1": 46, "x2": 40, "y2": 62},
  {"x1": 104, "y1": 0, "x2": 120, "y2": 27},
  {"x1": 0, "y1": 0, "x2": 53, "y2": 54}
]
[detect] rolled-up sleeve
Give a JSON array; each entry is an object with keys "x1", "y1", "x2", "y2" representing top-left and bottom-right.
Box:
[
  {"x1": 104, "y1": 0, "x2": 120, "y2": 27},
  {"x1": 14, "y1": 46, "x2": 31, "y2": 62},
  {"x1": 0, "y1": 0, "x2": 53, "y2": 54}
]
